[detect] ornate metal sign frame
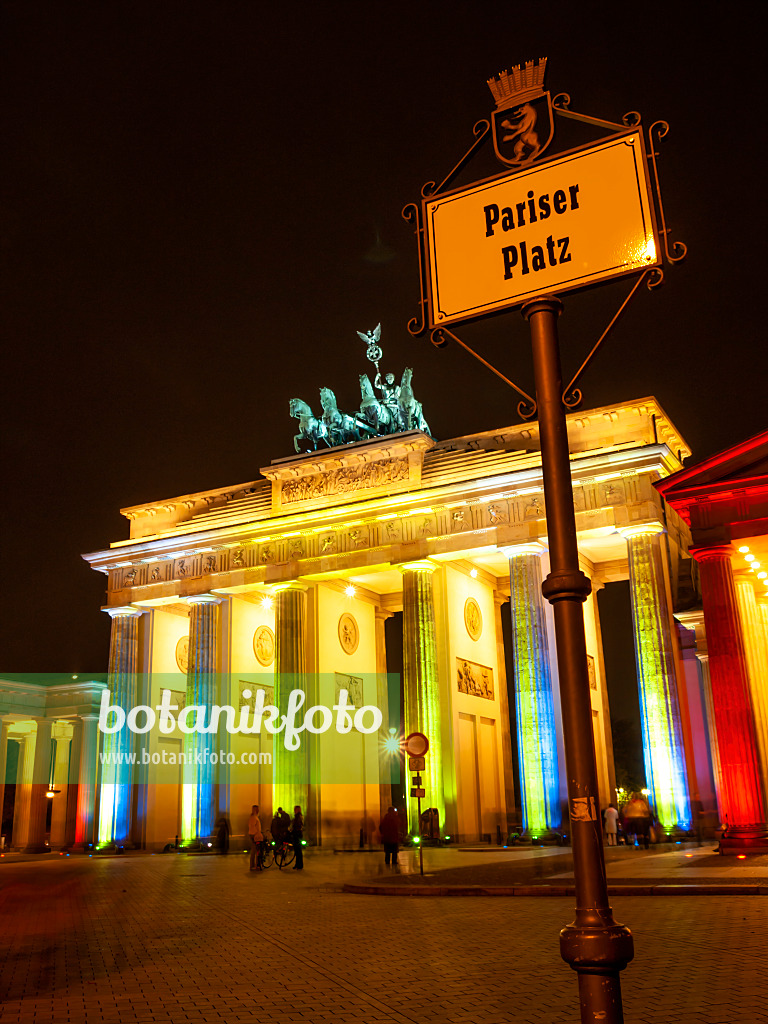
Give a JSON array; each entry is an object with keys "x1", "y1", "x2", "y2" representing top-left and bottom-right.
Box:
[{"x1": 402, "y1": 61, "x2": 686, "y2": 420}]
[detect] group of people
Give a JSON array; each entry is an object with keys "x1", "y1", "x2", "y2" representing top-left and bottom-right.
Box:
[
  {"x1": 602, "y1": 794, "x2": 654, "y2": 848},
  {"x1": 247, "y1": 804, "x2": 304, "y2": 871}
]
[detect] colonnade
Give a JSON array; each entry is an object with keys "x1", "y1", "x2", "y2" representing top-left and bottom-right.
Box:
[
  {"x1": 0, "y1": 713, "x2": 102, "y2": 852},
  {"x1": 50, "y1": 519, "x2": 767, "y2": 849},
  {"x1": 690, "y1": 545, "x2": 768, "y2": 849}
]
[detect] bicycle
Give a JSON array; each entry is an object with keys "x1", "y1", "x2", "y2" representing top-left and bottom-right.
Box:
[
  {"x1": 273, "y1": 836, "x2": 295, "y2": 870},
  {"x1": 258, "y1": 837, "x2": 274, "y2": 869}
]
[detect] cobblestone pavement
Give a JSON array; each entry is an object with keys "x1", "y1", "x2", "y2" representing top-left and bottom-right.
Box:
[{"x1": 0, "y1": 851, "x2": 765, "y2": 1024}]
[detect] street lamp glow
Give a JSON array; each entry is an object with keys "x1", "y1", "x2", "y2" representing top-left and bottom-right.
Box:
[{"x1": 260, "y1": 595, "x2": 273, "y2": 611}]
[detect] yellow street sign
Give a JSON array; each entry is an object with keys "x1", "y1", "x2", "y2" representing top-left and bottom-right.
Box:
[{"x1": 424, "y1": 130, "x2": 660, "y2": 327}]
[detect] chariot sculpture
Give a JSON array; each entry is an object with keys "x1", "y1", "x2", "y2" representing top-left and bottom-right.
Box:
[{"x1": 289, "y1": 325, "x2": 431, "y2": 452}]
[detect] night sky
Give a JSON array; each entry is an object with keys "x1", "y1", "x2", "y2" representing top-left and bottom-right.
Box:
[{"x1": 2, "y1": 3, "x2": 766, "y2": 674}]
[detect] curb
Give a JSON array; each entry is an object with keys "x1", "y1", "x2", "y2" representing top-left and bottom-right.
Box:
[{"x1": 342, "y1": 882, "x2": 768, "y2": 897}]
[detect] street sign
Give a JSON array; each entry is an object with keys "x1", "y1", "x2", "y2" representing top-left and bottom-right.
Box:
[
  {"x1": 410, "y1": 787, "x2": 426, "y2": 798},
  {"x1": 423, "y1": 130, "x2": 660, "y2": 328},
  {"x1": 404, "y1": 732, "x2": 429, "y2": 757},
  {"x1": 411, "y1": 774, "x2": 423, "y2": 787},
  {"x1": 408, "y1": 756, "x2": 425, "y2": 771}
]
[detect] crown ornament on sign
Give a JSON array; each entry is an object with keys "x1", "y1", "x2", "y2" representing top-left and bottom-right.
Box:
[{"x1": 487, "y1": 58, "x2": 548, "y2": 111}]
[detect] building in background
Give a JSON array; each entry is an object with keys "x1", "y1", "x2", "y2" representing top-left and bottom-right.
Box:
[
  {"x1": 4, "y1": 396, "x2": 746, "y2": 852},
  {"x1": 657, "y1": 430, "x2": 768, "y2": 852}
]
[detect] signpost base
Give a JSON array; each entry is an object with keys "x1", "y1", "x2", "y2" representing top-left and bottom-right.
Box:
[{"x1": 523, "y1": 296, "x2": 634, "y2": 1024}]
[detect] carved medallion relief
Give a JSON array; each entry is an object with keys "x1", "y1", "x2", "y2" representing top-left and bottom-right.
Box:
[
  {"x1": 253, "y1": 625, "x2": 275, "y2": 667},
  {"x1": 464, "y1": 597, "x2": 483, "y2": 641},
  {"x1": 175, "y1": 636, "x2": 190, "y2": 674},
  {"x1": 338, "y1": 613, "x2": 359, "y2": 655}
]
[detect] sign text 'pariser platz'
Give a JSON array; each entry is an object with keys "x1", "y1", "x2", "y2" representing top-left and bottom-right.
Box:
[{"x1": 424, "y1": 131, "x2": 660, "y2": 327}]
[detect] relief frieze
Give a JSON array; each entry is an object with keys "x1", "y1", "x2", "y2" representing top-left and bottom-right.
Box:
[{"x1": 280, "y1": 456, "x2": 409, "y2": 506}]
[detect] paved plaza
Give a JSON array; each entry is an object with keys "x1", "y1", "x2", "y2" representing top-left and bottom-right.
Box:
[{"x1": 0, "y1": 848, "x2": 765, "y2": 1024}]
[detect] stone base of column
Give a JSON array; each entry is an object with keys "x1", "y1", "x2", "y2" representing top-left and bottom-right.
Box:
[
  {"x1": 21, "y1": 843, "x2": 50, "y2": 854},
  {"x1": 523, "y1": 828, "x2": 562, "y2": 845},
  {"x1": 719, "y1": 824, "x2": 768, "y2": 854},
  {"x1": 67, "y1": 843, "x2": 97, "y2": 854}
]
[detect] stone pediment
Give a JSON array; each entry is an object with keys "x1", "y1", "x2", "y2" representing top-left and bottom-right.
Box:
[
  {"x1": 658, "y1": 429, "x2": 768, "y2": 502},
  {"x1": 261, "y1": 430, "x2": 435, "y2": 513}
]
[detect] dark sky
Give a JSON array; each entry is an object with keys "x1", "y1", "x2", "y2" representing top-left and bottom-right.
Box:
[{"x1": 2, "y1": 2, "x2": 766, "y2": 673}]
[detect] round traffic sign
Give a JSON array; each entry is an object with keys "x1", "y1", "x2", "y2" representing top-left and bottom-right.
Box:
[{"x1": 404, "y1": 732, "x2": 429, "y2": 757}]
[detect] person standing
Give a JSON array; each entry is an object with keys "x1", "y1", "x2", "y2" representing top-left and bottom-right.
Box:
[
  {"x1": 379, "y1": 806, "x2": 401, "y2": 867},
  {"x1": 248, "y1": 804, "x2": 263, "y2": 871},
  {"x1": 604, "y1": 803, "x2": 619, "y2": 846},
  {"x1": 291, "y1": 805, "x2": 304, "y2": 871},
  {"x1": 271, "y1": 806, "x2": 290, "y2": 845},
  {"x1": 216, "y1": 816, "x2": 231, "y2": 855}
]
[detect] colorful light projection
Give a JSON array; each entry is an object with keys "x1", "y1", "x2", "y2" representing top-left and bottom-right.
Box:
[
  {"x1": 272, "y1": 583, "x2": 309, "y2": 818},
  {"x1": 691, "y1": 545, "x2": 767, "y2": 842},
  {"x1": 505, "y1": 545, "x2": 561, "y2": 836},
  {"x1": 400, "y1": 562, "x2": 445, "y2": 835},
  {"x1": 98, "y1": 607, "x2": 141, "y2": 846},
  {"x1": 621, "y1": 524, "x2": 690, "y2": 832},
  {"x1": 182, "y1": 595, "x2": 221, "y2": 843}
]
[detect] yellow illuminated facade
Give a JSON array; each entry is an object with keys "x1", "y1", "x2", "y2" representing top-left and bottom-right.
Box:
[{"x1": 21, "y1": 395, "x2": 719, "y2": 852}]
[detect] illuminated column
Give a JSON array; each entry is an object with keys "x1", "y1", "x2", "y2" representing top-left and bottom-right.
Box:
[
  {"x1": 619, "y1": 524, "x2": 690, "y2": 832},
  {"x1": 735, "y1": 576, "x2": 768, "y2": 779},
  {"x1": 0, "y1": 720, "x2": 9, "y2": 845},
  {"x1": 272, "y1": 583, "x2": 309, "y2": 817},
  {"x1": 375, "y1": 607, "x2": 394, "y2": 822},
  {"x1": 182, "y1": 594, "x2": 222, "y2": 844},
  {"x1": 400, "y1": 561, "x2": 444, "y2": 835},
  {"x1": 503, "y1": 543, "x2": 561, "y2": 837},
  {"x1": 49, "y1": 724, "x2": 72, "y2": 849},
  {"x1": 98, "y1": 606, "x2": 142, "y2": 846},
  {"x1": 493, "y1": 592, "x2": 517, "y2": 826},
  {"x1": 11, "y1": 731, "x2": 35, "y2": 848},
  {"x1": 691, "y1": 545, "x2": 768, "y2": 849},
  {"x1": 73, "y1": 715, "x2": 100, "y2": 849},
  {"x1": 23, "y1": 718, "x2": 54, "y2": 853}
]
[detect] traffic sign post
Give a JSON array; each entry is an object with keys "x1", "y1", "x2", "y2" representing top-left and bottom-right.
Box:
[
  {"x1": 402, "y1": 58, "x2": 686, "y2": 1024},
  {"x1": 405, "y1": 732, "x2": 429, "y2": 875}
]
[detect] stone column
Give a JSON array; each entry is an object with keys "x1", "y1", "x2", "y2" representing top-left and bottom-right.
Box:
[
  {"x1": 400, "y1": 561, "x2": 444, "y2": 836},
  {"x1": 493, "y1": 592, "x2": 517, "y2": 830},
  {"x1": 619, "y1": 523, "x2": 691, "y2": 833},
  {"x1": 375, "y1": 607, "x2": 394, "y2": 823},
  {"x1": 182, "y1": 594, "x2": 222, "y2": 844},
  {"x1": 0, "y1": 720, "x2": 10, "y2": 849},
  {"x1": 272, "y1": 583, "x2": 309, "y2": 820},
  {"x1": 49, "y1": 724, "x2": 72, "y2": 849},
  {"x1": 691, "y1": 545, "x2": 768, "y2": 849},
  {"x1": 676, "y1": 611, "x2": 724, "y2": 821},
  {"x1": 12, "y1": 732, "x2": 35, "y2": 849},
  {"x1": 734, "y1": 575, "x2": 768, "y2": 779},
  {"x1": 23, "y1": 718, "x2": 54, "y2": 853},
  {"x1": 73, "y1": 715, "x2": 100, "y2": 849},
  {"x1": 502, "y1": 543, "x2": 561, "y2": 837},
  {"x1": 98, "y1": 606, "x2": 142, "y2": 846},
  {"x1": 590, "y1": 577, "x2": 617, "y2": 802}
]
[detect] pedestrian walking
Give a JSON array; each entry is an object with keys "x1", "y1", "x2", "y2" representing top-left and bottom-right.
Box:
[
  {"x1": 623, "y1": 793, "x2": 652, "y2": 849},
  {"x1": 379, "y1": 805, "x2": 401, "y2": 867},
  {"x1": 291, "y1": 805, "x2": 304, "y2": 870},
  {"x1": 216, "y1": 815, "x2": 231, "y2": 855},
  {"x1": 248, "y1": 804, "x2": 263, "y2": 871},
  {"x1": 604, "y1": 803, "x2": 619, "y2": 846}
]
